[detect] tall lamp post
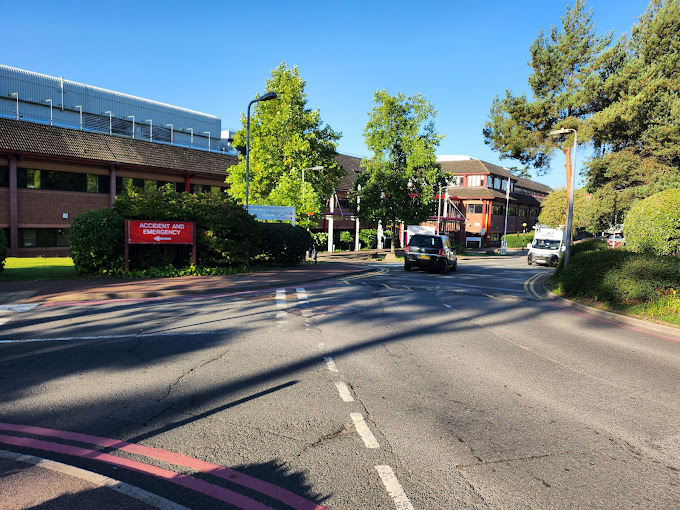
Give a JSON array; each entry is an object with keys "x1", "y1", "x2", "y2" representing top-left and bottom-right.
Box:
[
  {"x1": 550, "y1": 127, "x2": 578, "y2": 268},
  {"x1": 245, "y1": 91, "x2": 277, "y2": 210}
]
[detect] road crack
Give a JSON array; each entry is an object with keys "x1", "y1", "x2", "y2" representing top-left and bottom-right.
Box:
[{"x1": 159, "y1": 349, "x2": 230, "y2": 402}]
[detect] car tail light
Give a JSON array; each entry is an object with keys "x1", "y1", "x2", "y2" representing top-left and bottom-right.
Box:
[
  {"x1": 438, "y1": 248, "x2": 444, "y2": 256},
  {"x1": 405, "y1": 245, "x2": 409, "y2": 253}
]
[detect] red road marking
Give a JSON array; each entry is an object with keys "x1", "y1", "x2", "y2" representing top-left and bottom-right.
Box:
[
  {"x1": 0, "y1": 434, "x2": 270, "y2": 510},
  {"x1": 0, "y1": 423, "x2": 327, "y2": 510}
]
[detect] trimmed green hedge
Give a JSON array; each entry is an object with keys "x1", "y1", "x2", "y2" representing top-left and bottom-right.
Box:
[
  {"x1": 0, "y1": 228, "x2": 8, "y2": 273},
  {"x1": 625, "y1": 188, "x2": 680, "y2": 256},
  {"x1": 69, "y1": 208, "x2": 126, "y2": 276},
  {"x1": 253, "y1": 223, "x2": 311, "y2": 266},
  {"x1": 551, "y1": 241, "x2": 680, "y2": 304},
  {"x1": 505, "y1": 231, "x2": 534, "y2": 248}
]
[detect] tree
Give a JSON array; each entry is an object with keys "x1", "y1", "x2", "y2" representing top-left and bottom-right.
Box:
[
  {"x1": 352, "y1": 90, "x2": 446, "y2": 253},
  {"x1": 226, "y1": 63, "x2": 344, "y2": 229},
  {"x1": 483, "y1": 0, "x2": 612, "y2": 213},
  {"x1": 537, "y1": 187, "x2": 590, "y2": 231},
  {"x1": 587, "y1": 0, "x2": 680, "y2": 199},
  {"x1": 624, "y1": 188, "x2": 680, "y2": 256}
]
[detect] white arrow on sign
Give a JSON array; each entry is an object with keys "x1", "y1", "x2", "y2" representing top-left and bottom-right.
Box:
[{"x1": 154, "y1": 236, "x2": 172, "y2": 241}]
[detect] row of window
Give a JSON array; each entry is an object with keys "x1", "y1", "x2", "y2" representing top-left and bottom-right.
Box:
[
  {"x1": 451, "y1": 174, "x2": 515, "y2": 193},
  {"x1": 467, "y1": 203, "x2": 538, "y2": 217},
  {"x1": 0, "y1": 166, "x2": 225, "y2": 195}
]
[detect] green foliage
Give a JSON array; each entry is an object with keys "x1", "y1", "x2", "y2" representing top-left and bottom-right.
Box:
[
  {"x1": 483, "y1": 0, "x2": 612, "y2": 182},
  {"x1": 624, "y1": 187, "x2": 680, "y2": 256},
  {"x1": 354, "y1": 90, "x2": 446, "y2": 251},
  {"x1": 311, "y1": 232, "x2": 328, "y2": 249},
  {"x1": 359, "y1": 229, "x2": 378, "y2": 249},
  {"x1": 504, "y1": 230, "x2": 535, "y2": 248},
  {"x1": 113, "y1": 186, "x2": 259, "y2": 268},
  {"x1": 252, "y1": 223, "x2": 311, "y2": 266},
  {"x1": 69, "y1": 208, "x2": 126, "y2": 276},
  {"x1": 538, "y1": 187, "x2": 590, "y2": 231},
  {"x1": 226, "y1": 63, "x2": 344, "y2": 229},
  {"x1": 0, "y1": 229, "x2": 8, "y2": 273}
]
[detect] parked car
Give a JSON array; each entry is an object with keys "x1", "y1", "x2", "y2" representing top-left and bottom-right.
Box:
[
  {"x1": 404, "y1": 234, "x2": 457, "y2": 273},
  {"x1": 607, "y1": 234, "x2": 625, "y2": 248}
]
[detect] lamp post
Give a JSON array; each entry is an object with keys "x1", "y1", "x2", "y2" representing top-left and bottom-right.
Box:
[
  {"x1": 203, "y1": 131, "x2": 211, "y2": 152},
  {"x1": 522, "y1": 222, "x2": 527, "y2": 255},
  {"x1": 245, "y1": 91, "x2": 277, "y2": 210},
  {"x1": 75, "y1": 105, "x2": 82, "y2": 130},
  {"x1": 45, "y1": 99, "x2": 53, "y2": 125},
  {"x1": 145, "y1": 119, "x2": 153, "y2": 142},
  {"x1": 11, "y1": 93, "x2": 18, "y2": 119},
  {"x1": 187, "y1": 127, "x2": 193, "y2": 148},
  {"x1": 549, "y1": 127, "x2": 578, "y2": 268},
  {"x1": 105, "y1": 111, "x2": 113, "y2": 135},
  {"x1": 127, "y1": 115, "x2": 135, "y2": 139}
]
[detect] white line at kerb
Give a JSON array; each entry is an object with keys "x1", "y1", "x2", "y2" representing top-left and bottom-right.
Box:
[
  {"x1": 334, "y1": 381, "x2": 354, "y2": 402},
  {"x1": 375, "y1": 465, "x2": 414, "y2": 510},
  {"x1": 351, "y1": 413, "x2": 379, "y2": 448},
  {"x1": 324, "y1": 356, "x2": 339, "y2": 372},
  {"x1": 0, "y1": 318, "x2": 10, "y2": 327}
]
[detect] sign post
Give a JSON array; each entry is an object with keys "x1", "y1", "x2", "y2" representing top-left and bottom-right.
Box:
[{"x1": 125, "y1": 220, "x2": 196, "y2": 272}]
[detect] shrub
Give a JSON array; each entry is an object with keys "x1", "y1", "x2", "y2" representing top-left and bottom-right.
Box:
[
  {"x1": 311, "y1": 232, "x2": 328, "y2": 249},
  {"x1": 505, "y1": 231, "x2": 535, "y2": 248},
  {"x1": 359, "y1": 229, "x2": 379, "y2": 249},
  {"x1": 0, "y1": 228, "x2": 7, "y2": 273},
  {"x1": 254, "y1": 223, "x2": 311, "y2": 266},
  {"x1": 625, "y1": 188, "x2": 680, "y2": 256},
  {"x1": 69, "y1": 208, "x2": 125, "y2": 276}
]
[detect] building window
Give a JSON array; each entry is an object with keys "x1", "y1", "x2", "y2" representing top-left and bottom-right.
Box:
[
  {"x1": 467, "y1": 203, "x2": 483, "y2": 214},
  {"x1": 519, "y1": 208, "x2": 528, "y2": 217},
  {"x1": 508, "y1": 206, "x2": 517, "y2": 216},
  {"x1": 18, "y1": 168, "x2": 109, "y2": 193},
  {"x1": 530, "y1": 209, "x2": 539, "y2": 218},
  {"x1": 492, "y1": 204, "x2": 506, "y2": 215},
  {"x1": 19, "y1": 228, "x2": 70, "y2": 248},
  {"x1": 0, "y1": 166, "x2": 8, "y2": 187},
  {"x1": 467, "y1": 175, "x2": 484, "y2": 187}
]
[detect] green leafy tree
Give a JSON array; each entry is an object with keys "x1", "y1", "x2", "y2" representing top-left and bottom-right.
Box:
[
  {"x1": 226, "y1": 63, "x2": 344, "y2": 229},
  {"x1": 483, "y1": 0, "x2": 612, "y2": 210},
  {"x1": 537, "y1": 187, "x2": 589, "y2": 231},
  {"x1": 352, "y1": 90, "x2": 446, "y2": 253},
  {"x1": 624, "y1": 188, "x2": 680, "y2": 256},
  {"x1": 587, "y1": 0, "x2": 680, "y2": 198}
]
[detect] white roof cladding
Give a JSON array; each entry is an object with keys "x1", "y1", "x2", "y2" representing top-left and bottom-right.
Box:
[{"x1": 0, "y1": 65, "x2": 221, "y2": 137}]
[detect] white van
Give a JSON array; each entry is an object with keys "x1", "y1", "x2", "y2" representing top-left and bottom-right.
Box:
[{"x1": 527, "y1": 227, "x2": 566, "y2": 267}]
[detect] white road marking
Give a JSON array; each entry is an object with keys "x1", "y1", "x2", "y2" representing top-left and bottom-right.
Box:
[
  {"x1": 296, "y1": 288, "x2": 308, "y2": 300},
  {"x1": 351, "y1": 413, "x2": 380, "y2": 448},
  {"x1": 324, "y1": 356, "x2": 339, "y2": 372},
  {"x1": 276, "y1": 289, "x2": 287, "y2": 308},
  {"x1": 442, "y1": 281, "x2": 525, "y2": 293},
  {"x1": 276, "y1": 311, "x2": 288, "y2": 318},
  {"x1": 0, "y1": 330, "x2": 211, "y2": 345},
  {"x1": 0, "y1": 304, "x2": 38, "y2": 313},
  {"x1": 334, "y1": 381, "x2": 354, "y2": 402},
  {"x1": 375, "y1": 465, "x2": 414, "y2": 510},
  {"x1": 443, "y1": 304, "x2": 452, "y2": 309},
  {"x1": 0, "y1": 318, "x2": 10, "y2": 326}
]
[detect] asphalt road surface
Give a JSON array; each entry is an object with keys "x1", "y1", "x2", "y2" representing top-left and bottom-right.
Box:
[{"x1": 1, "y1": 257, "x2": 678, "y2": 509}]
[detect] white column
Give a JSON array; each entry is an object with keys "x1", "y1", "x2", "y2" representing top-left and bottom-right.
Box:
[
  {"x1": 327, "y1": 194, "x2": 335, "y2": 253},
  {"x1": 354, "y1": 185, "x2": 361, "y2": 251},
  {"x1": 377, "y1": 221, "x2": 384, "y2": 249}
]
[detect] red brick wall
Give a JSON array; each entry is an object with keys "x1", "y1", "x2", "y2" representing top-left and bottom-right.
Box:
[
  {"x1": 17, "y1": 189, "x2": 110, "y2": 226},
  {"x1": 0, "y1": 189, "x2": 8, "y2": 225}
]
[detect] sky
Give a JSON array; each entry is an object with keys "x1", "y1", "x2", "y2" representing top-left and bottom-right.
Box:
[{"x1": 3, "y1": 0, "x2": 651, "y2": 191}]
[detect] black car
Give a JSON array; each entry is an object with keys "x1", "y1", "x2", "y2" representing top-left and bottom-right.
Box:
[{"x1": 404, "y1": 234, "x2": 457, "y2": 273}]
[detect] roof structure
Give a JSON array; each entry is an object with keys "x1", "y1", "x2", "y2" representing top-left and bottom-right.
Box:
[
  {"x1": 0, "y1": 118, "x2": 236, "y2": 177},
  {"x1": 334, "y1": 153, "x2": 366, "y2": 191},
  {"x1": 438, "y1": 158, "x2": 553, "y2": 194},
  {"x1": 445, "y1": 186, "x2": 543, "y2": 206}
]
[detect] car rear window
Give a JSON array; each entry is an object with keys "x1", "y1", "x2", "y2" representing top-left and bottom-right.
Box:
[{"x1": 409, "y1": 235, "x2": 442, "y2": 249}]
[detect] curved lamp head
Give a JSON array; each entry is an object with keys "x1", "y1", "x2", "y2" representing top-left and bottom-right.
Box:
[
  {"x1": 257, "y1": 91, "x2": 278, "y2": 102},
  {"x1": 549, "y1": 128, "x2": 572, "y2": 136}
]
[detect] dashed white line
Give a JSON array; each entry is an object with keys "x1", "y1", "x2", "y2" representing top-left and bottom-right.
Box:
[
  {"x1": 0, "y1": 318, "x2": 10, "y2": 326},
  {"x1": 375, "y1": 465, "x2": 414, "y2": 510},
  {"x1": 324, "y1": 356, "x2": 339, "y2": 372},
  {"x1": 334, "y1": 381, "x2": 354, "y2": 402},
  {"x1": 443, "y1": 304, "x2": 452, "y2": 309},
  {"x1": 351, "y1": 413, "x2": 379, "y2": 448}
]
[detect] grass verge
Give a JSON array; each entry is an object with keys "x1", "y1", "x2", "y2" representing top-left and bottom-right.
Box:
[{"x1": 0, "y1": 257, "x2": 77, "y2": 282}]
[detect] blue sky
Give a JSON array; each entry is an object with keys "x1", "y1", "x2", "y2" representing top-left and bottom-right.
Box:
[{"x1": 4, "y1": 0, "x2": 650, "y2": 190}]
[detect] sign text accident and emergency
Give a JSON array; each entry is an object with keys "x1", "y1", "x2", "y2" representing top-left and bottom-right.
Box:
[{"x1": 125, "y1": 220, "x2": 196, "y2": 271}]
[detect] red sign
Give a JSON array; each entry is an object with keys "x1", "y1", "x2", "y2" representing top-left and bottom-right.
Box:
[{"x1": 127, "y1": 220, "x2": 194, "y2": 244}]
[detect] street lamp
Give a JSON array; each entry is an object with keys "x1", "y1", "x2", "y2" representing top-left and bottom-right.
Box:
[
  {"x1": 45, "y1": 99, "x2": 53, "y2": 125},
  {"x1": 127, "y1": 115, "x2": 135, "y2": 139},
  {"x1": 104, "y1": 111, "x2": 113, "y2": 135},
  {"x1": 165, "y1": 124, "x2": 174, "y2": 145},
  {"x1": 246, "y1": 91, "x2": 278, "y2": 210},
  {"x1": 11, "y1": 93, "x2": 18, "y2": 119},
  {"x1": 550, "y1": 127, "x2": 578, "y2": 268},
  {"x1": 145, "y1": 119, "x2": 153, "y2": 142},
  {"x1": 187, "y1": 127, "x2": 193, "y2": 148},
  {"x1": 75, "y1": 105, "x2": 83, "y2": 130}
]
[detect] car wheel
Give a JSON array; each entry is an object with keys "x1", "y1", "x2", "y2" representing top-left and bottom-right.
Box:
[
  {"x1": 527, "y1": 255, "x2": 533, "y2": 266},
  {"x1": 404, "y1": 263, "x2": 412, "y2": 271},
  {"x1": 551, "y1": 257, "x2": 558, "y2": 267},
  {"x1": 450, "y1": 260, "x2": 457, "y2": 272},
  {"x1": 440, "y1": 261, "x2": 448, "y2": 274}
]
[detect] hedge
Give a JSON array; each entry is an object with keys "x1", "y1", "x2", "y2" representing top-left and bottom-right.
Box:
[
  {"x1": 69, "y1": 208, "x2": 126, "y2": 275},
  {"x1": 253, "y1": 223, "x2": 311, "y2": 266},
  {"x1": 0, "y1": 229, "x2": 7, "y2": 273},
  {"x1": 624, "y1": 188, "x2": 680, "y2": 256}
]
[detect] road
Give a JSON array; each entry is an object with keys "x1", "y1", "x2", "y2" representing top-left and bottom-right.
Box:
[{"x1": 1, "y1": 256, "x2": 679, "y2": 509}]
